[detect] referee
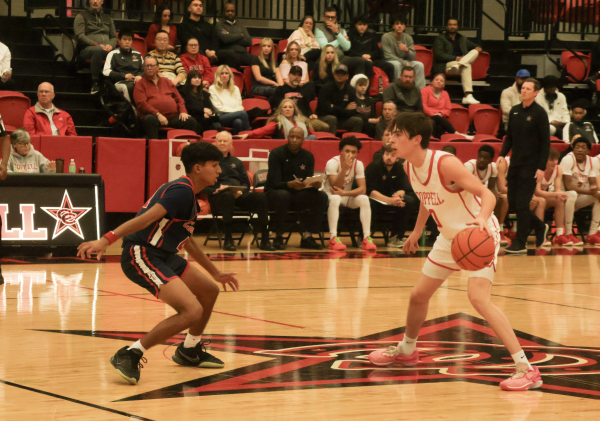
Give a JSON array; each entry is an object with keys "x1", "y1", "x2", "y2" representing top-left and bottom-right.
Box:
[
  {"x1": 500, "y1": 78, "x2": 550, "y2": 253},
  {"x1": 0, "y1": 113, "x2": 9, "y2": 284}
]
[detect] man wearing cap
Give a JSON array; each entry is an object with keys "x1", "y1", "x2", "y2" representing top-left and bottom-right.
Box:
[
  {"x1": 500, "y1": 69, "x2": 530, "y2": 131},
  {"x1": 382, "y1": 65, "x2": 423, "y2": 113},
  {"x1": 316, "y1": 64, "x2": 364, "y2": 134},
  {"x1": 270, "y1": 65, "x2": 331, "y2": 133},
  {"x1": 535, "y1": 75, "x2": 570, "y2": 138}
]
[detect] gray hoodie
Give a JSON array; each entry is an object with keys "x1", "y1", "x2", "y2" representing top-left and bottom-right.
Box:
[
  {"x1": 6, "y1": 145, "x2": 55, "y2": 173},
  {"x1": 73, "y1": 8, "x2": 117, "y2": 48}
]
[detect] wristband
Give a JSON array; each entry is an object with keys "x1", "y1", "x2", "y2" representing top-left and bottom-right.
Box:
[{"x1": 103, "y1": 231, "x2": 118, "y2": 245}]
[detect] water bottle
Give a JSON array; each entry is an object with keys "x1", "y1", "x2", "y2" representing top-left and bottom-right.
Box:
[{"x1": 69, "y1": 159, "x2": 76, "y2": 173}]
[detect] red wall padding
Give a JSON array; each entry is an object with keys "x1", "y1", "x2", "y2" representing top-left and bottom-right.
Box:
[
  {"x1": 96, "y1": 137, "x2": 146, "y2": 213},
  {"x1": 147, "y1": 139, "x2": 170, "y2": 200},
  {"x1": 39, "y1": 135, "x2": 93, "y2": 173}
]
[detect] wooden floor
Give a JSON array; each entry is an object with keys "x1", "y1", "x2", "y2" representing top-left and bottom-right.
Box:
[{"x1": 1, "y1": 235, "x2": 600, "y2": 420}]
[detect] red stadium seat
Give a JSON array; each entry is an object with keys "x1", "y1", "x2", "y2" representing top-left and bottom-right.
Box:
[
  {"x1": 369, "y1": 66, "x2": 390, "y2": 96},
  {"x1": 561, "y1": 51, "x2": 591, "y2": 82},
  {"x1": 250, "y1": 39, "x2": 279, "y2": 57},
  {"x1": 342, "y1": 132, "x2": 373, "y2": 140},
  {"x1": 440, "y1": 133, "x2": 474, "y2": 142},
  {"x1": 473, "y1": 106, "x2": 500, "y2": 136},
  {"x1": 375, "y1": 101, "x2": 382, "y2": 117},
  {"x1": 232, "y1": 69, "x2": 244, "y2": 93},
  {"x1": 166, "y1": 129, "x2": 202, "y2": 141},
  {"x1": 471, "y1": 51, "x2": 490, "y2": 80},
  {"x1": 242, "y1": 98, "x2": 271, "y2": 129},
  {"x1": 446, "y1": 103, "x2": 470, "y2": 134},
  {"x1": 468, "y1": 103, "x2": 494, "y2": 121},
  {"x1": 278, "y1": 39, "x2": 288, "y2": 53},
  {"x1": 39, "y1": 136, "x2": 93, "y2": 173},
  {"x1": 550, "y1": 136, "x2": 564, "y2": 143},
  {"x1": 132, "y1": 34, "x2": 146, "y2": 56},
  {"x1": 0, "y1": 94, "x2": 31, "y2": 131},
  {"x1": 313, "y1": 132, "x2": 340, "y2": 140},
  {"x1": 473, "y1": 134, "x2": 501, "y2": 143},
  {"x1": 310, "y1": 99, "x2": 318, "y2": 114},
  {"x1": 414, "y1": 45, "x2": 433, "y2": 78},
  {"x1": 96, "y1": 137, "x2": 146, "y2": 213}
]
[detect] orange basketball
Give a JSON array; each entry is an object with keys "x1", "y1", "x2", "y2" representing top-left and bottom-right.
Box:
[{"x1": 451, "y1": 227, "x2": 496, "y2": 271}]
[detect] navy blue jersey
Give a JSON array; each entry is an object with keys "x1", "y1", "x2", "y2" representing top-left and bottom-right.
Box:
[{"x1": 123, "y1": 176, "x2": 199, "y2": 253}]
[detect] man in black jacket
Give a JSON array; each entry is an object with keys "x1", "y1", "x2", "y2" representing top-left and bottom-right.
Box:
[
  {"x1": 213, "y1": 2, "x2": 256, "y2": 70},
  {"x1": 500, "y1": 78, "x2": 550, "y2": 253},
  {"x1": 178, "y1": 0, "x2": 219, "y2": 63},
  {"x1": 316, "y1": 64, "x2": 364, "y2": 134},
  {"x1": 265, "y1": 127, "x2": 328, "y2": 250},
  {"x1": 102, "y1": 29, "x2": 144, "y2": 102},
  {"x1": 382, "y1": 66, "x2": 423, "y2": 113},
  {"x1": 365, "y1": 144, "x2": 416, "y2": 247},
  {"x1": 202, "y1": 132, "x2": 275, "y2": 252},
  {"x1": 270, "y1": 66, "x2": 330, "y2": 133},
  {"x1": 432, "y1": 18, "x2": 482, "y2": 105},
  {"x1": 347, "y1": 14, "x2": 395, "y2": 83}
]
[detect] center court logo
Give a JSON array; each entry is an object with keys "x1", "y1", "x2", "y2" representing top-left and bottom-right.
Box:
[{"x1": 42, "y1": 313, "x2": 600, "y2": 401}]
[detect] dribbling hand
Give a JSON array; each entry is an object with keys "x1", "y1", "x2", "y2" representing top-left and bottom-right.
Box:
[
  {"x1": 466, "y1": 217, "x2": 492, "y2": 237},
  {"x1": 213, "y1": 272, "x2": 239, "y2": 291},
  {"x1": 77, "y1": 238, "x2": 109, "y2": 260},
  {"x1": 402, "y1": 232, "x2": 420, "y2": 254}
]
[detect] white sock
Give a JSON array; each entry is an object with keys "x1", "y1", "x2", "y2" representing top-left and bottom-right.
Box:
[
  {"x1": 128, "y1": 340, "x2": 147, "y2": 354},
  {"x1": 398, "y1": 334, "x2": 417, "y2": 355},
  {"x1": 184, "y1": 333, "x2": 202, "y2": 348},
  {"x1": 590, "y1": 202, "x2": 600, "y2": 235},
  {"x1": 499, "y1": 223, "x2": 504, "y2": 231},
  {"x1": 556, "y1": 226, "x2": 564, "y2": 236},
  {"x1": 565, "y1": 223, "x2": 573, "y2": 235},
  {"x1": 511, "y1": 350, "x2": 532, "y2": 370},
  {"x1": 330, "y1": 233, "x2": 337, "y2": 239}
]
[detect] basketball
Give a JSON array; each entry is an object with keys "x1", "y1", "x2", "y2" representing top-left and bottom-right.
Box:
[{"x1": 451, "y1": 227, "x2": 496, "y2": 271}]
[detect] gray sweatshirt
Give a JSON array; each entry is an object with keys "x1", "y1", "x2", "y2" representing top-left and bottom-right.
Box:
[
  {"x1": 6, "y1": 145, "x2": 55, "y2": 173},
  {"x1": 73, "y1": 8, "x2": 117, "y2": 48},
  {"x1": 215, "y1": 19, "x2": 251, "y2": 54},
  {"x1": 381, "y1": 32, "x2": 416, "y2": 64}
]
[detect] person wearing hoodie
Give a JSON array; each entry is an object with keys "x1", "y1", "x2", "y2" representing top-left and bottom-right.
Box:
[
  {"x1": 0, "y1": 114, "x2": 9, "y2": 285},
  {"x1": 178, "y1": 0, "x2": 220, "y2": 64},
  {"x1": 380, "y1": 15, "x2": 424, "y2": 88},
  {"x1": 102, "y1": 29, "x2": 144, "y2": 102},
  {"x1": 73, "y1": 0, "x2": 117, "y2": 94},
  {"x1": 5, "y1": 129, "x2": 56, "y2": 173},
  {"x1": 214, "y1": 2, "x2": 255, "y2": 70},
  {"x1": 23, "y1": 82, "x2": 78, "y2": 136},
  {"x1": 535, "y1": 75, "x2": 570, "y2": 139}
]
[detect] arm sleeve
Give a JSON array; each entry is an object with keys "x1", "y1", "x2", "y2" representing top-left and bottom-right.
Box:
[
  {"x1": 133, "y1": 82, "x2": 160, "y2": 117},
  {"x1": 203, "y1": 57, "x2": 215, "y2": 85},
  {"x1": 562, "y1": 123, "x2": 571, "y2": 142},
  {"x1": 306, "y1": 152, "x2": 315, "y2": 177},
  {"x1": 315, "y1": 28, "x2": 334, "y2": 49},
  {"x1": 102, "y1": 51, "x2": 121, "y2": 80},
  {"x1": 420, "y1": 87, "x2": 435, "y2": 116},
  {"x1": 174, "y1": 57, "x2": 187, "y2": 77},
  {"x1": 414, "y1": 94, "x2": 423, "y2": 113},
  {"x1": 364, "y1": 164, "x2": 379, "y2": 196},
  {"x1": 22, "y1": 109, "x2": 36, "y2": 134},
  {"x1": 240, "y1": 25, "x2": 252, "y2": 47},
  {"x1": 158, "y1": 185, "x2": 194, "y2": 219},
  {"x1": 0, "y1": 46, "x2": 10, "y2": 75},
  {"x1": 558, "y1": 94, "x2": 571, "y2": 124},
  {"x1": 433, "y1": 36, "x2": 456, "y2": 64},
  {"x1": 73, "y1": 15, "x2": 96, "y2": 46},
  {"x1": 537, "y1": 110, "x2": 551, "y2": 170},
  {"x1": 405, "y1": 35, "x2": 416, "y2": 61},
  {"x1": 499, "y1": 113, "x2": 513, "y2": 157},
  {"x1": 65, "y1": 113, "x2": 77, "y2": 136},
  {"x1": 209, "y1": 87, "x2": 226, "y2": 113},
  {"x1": 466, "y1": 38, "x2": 480, "y2": 51},
  {"x1": 382, "y1": 35, "x2": 401, "y2": 62},
  {"x1": 245, "y1": 121, "x2": 277, "y2": 138},
  {"x1": 216, "y1": 23, "x2": 244, "y2": 45},
  {"x1": 108, "y1": 18, "x2": 118, "y2": 48},
  {"x1": 173, "y1": 85, "x2": 188, "y2": 114},
  {"x1": 337, "y1": 29, "x2": 351, "y2": 51},
  {"x1": 382, "y1": 85, "x2": 395, "y2": 103},
  {"x1": 266, "y1": 149, "x2": 288, "y2": 190},
  {"x1": 439, "y1": 91, "x2": 451, "y2": 118},
  {"x1": 500, "y1": 89, "x2": 512, "y2": 123}
]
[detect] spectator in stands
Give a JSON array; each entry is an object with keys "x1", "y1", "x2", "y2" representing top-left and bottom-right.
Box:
[
  {"x1": 373, "y1": 127, "x2": 392, "y2": 161},
  {"x1": 375, "y1": 101, "x2": 397, "y2": 141},
  {"x1": 432, "y1": 18, "x2": 482, "y2": 105},
  {"x1": 351, "y1": 74, "x2": 378, "y2": 138},
  {"x1": 73, "y1": 0, "x2": 117, "y2": 94},
  {"x1": 421, "y1": 73, "x2": 473, "y2": 139},
  {"x1": 324, "y1": 136, "x2": 376, "y2": 251},
  {"x1": 312, "y1": 45, "x2": 339, "y2": 94},
  {"x1": 202, "y1": 131, "x2": 276, "y2": 252},
  {"x1": 178, "y1": 0, "x2": 219, "y2": 64},
  {"x1": 102, "y1": 29, "x2": 144, "y2": 103},
  {"x1": 563, "y1": 100, "x2": 599, "y2": 144},
  {"x1": 265, "y1": 126, "x2": 328, "y2": 250},
  {"x1": 180, "y1": 70, "x2": 221, "y2": 134},
  {"x1": 381, "y1": 15, "x2": 425, "y2": 88},
  {"x1": 0, "y1": 41, "x2": 15, "y2": 91},
  {"x1": 214, "y1": 2, "x2": 255, "y2": 70},
  {"x1": 146, "y1": 5, "x2": 178, "y2": 52},
  {"x1": 147, "y1": 31, "x2": 187, "y2": 87},
  {"x1": 134, "y1": 56, "x2": 196, "y2": 139},
  {"x1": 441, "y1": 145, "x2": 457, "y2": 155},
  {"x1": 208, "y1": 64, "x2": 250, "y2": 134},
  {"x1": 270, "y1": 66, "x2": 330, "y2": 133},
  {"x1": 23, "y1": 82, "x2": 77, "y2": 136},
  {"x1": 250, "y1": 38, "x2": 283, "y2": 97},
  {"x1": 280, "y1": 41, "x2": 310, "y2": 86},
  {"x1": 287, "y1": 15, "x2": 322, "y2": 66},
  {"x1": 180, "y1": 37, "x2": 214, "y2": 88},
  {"x1": 347, "y1": 14, "x2": 395, "y2": 82},
  {"x1": 317, "y1": 64, "x2": 364, "y2": 134},
  {"x1": 365, "y1": 144, "x2": 417, "y2": 247},
  {"x1": 500, "y1": 69, "x2": 530, "y2": 131},
  {"x1": 383, "y1": 65, "x2": 423, "y2": 113},
  {"x1": 5, "y1": 129, "x2": 55, "y2": 173},
  {"x1": 240, "y1": 99, "x2": 316, "y2": 140},
  {"x1": 315, "y1": 6, "x2": 369, "y2": 77},
  {"x1": 535, "y1": 75, "x2": 570, "y2": 138}
]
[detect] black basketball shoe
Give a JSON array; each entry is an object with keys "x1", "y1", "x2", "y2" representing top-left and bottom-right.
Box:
[
  {"x1": 110, "y1": 346, "x2": 146, "y2": 385},
  {"x1": 172, "y1": 340, "x2": 225, "y2": 368}
]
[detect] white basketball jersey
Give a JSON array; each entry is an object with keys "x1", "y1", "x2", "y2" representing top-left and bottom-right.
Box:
[
  {"x1": 464, "y1": 159, "x2": 498, "y2": 186},
  {"x1": 407, "y1": 150, "x2": 499, "y2": 240},
  {"x1": 560, "y1": 152, "x2": 597, "y2": 190},
  {"x1": 322, "y1": 156, "x2": 365, "y2": 194},
  {"x1": 540, "y1": 166, "x2": 558, "y2": 192}
]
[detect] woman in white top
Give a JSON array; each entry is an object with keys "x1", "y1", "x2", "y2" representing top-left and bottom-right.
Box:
[
  {"x1": 208, "y1": 64, "x2": 250, "y2": 134},
  {"x1": 251, "y1": 37, "x2": 283, "y2": 97},
  {"x1": 287, "y1": 15, "x2": 321, "y2": 64},
  {"x1": 279, "y1": 41, "x2": 309, "y2": 86}
]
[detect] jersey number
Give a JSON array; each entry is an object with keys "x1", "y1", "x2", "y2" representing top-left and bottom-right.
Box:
[{"x1": 429, "y1": 209, "x2": 443, "y2": 228}]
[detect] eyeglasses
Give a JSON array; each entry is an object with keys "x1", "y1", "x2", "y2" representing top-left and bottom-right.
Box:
[
  {"x1": 324, "y1": 15, "x2": 336, "y2": 20},
  {"x1": 16, "y1": 142, "x2": 30, "y2": 146},
  {"x1": 145, "y1": 64, "x2": 157, "y2": 68}
]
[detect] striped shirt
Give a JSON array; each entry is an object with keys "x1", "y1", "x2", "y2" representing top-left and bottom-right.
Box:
[{"x1": 146, "y1": 50, "x2": 186, "y2": 84}]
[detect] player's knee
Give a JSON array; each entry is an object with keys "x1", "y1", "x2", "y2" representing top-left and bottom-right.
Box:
[
  {"x1": 329, "y1": 195, "x2": 342, "y2": 207},
  {"x1": 410, "y1": 288, "x2": 431, "y2": 305},
  {"x1": 567, "y1": 190, "x2": 578, "y2": 202},
  {"x1": 357, "y1": 195, "x2": 369, "y2": 207},
  {"x1": 467, "y1": 291, "x2": 489, "y2": 313},
  {"x1": 183, "y1": 301, "x2": 204, "y2": 325}
]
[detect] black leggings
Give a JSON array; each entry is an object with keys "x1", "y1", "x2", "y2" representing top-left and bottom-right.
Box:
[{"x1": 430, "y1": 114, "x2": 456, "y2": 138}]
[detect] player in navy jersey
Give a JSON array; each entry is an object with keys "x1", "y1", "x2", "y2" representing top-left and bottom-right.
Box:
[
  {"x1": 78, "y1": 142, "x2": 239, "y2": 385},
  {"x1": 0, "y1": 113, "x2": 10, "y2": 285}
]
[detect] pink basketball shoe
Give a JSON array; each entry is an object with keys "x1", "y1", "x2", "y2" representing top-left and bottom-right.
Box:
[
  {"x1": 368, "y1": 346, "x2": 419, "y2": 367},
  {"x1": 328, "y1": 237, "x2": 347, "y2": 251},
  {"x1": 499, "y1": 363, "x2": 543, "y2": 391}
]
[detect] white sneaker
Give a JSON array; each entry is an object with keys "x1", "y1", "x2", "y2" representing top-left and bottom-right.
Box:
[
  {"x1": 387, "y1": 235, "x2": 405, "y2": 248},
  {"x1": 449, "y1": 63, "x2": 460, "y2": 73},
  {"x1": 462, "y1": 94, "x2": 480, "y2": 105},
  {"x1": 456, "y1": 132, "x2": 474, "y2": 141}
]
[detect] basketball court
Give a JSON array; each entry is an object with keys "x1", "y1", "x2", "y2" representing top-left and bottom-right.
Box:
[{"x1": 1, "y1": 237, "x2": 600, "y2": 420}]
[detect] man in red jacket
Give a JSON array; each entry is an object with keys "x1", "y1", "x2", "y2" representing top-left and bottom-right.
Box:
[{"x1": 23, "y1": 82, "x2": 77, "y2": 136}]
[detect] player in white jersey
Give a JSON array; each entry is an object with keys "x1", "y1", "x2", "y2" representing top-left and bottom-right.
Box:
[
  {"x1": 464, "y1": 145, "x2": 498, "y2": 188},
  {"x1": 495, "y1": 155, "x2": 511, "y2": 245},
  {"x1": 369, "y1": 112, "x2": 542, "y2": 391},
  {"x1": 560, "y1": 137, "x2": 600, "y2": 245},
  {"x1": 532, "y1": 148, "x2": 575, "y2": 245},
  {"x1": 323, "y1": 136, "x2": 376, "y2": 251}
]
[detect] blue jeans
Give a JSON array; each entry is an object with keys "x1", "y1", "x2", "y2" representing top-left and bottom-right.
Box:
[{"x1": 218, "y1": 111, "x2": 250, "y2": 135}]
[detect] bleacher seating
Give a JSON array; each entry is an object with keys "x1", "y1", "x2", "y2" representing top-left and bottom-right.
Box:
[{"x1": 0, "y1": 93, "x2": 31, "y2": 132}]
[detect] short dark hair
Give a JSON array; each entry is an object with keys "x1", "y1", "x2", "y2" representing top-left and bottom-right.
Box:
[
  {"x1": 401, "y1": 65, "x2": 415, "y2": 75},
  {"x1": 155, "y1": 30, "x2": 169, "y2": 40},
  {"x1": 542, "y1": 75, "x2": 560, "y2": 90},
  {"x1": 324, "y1": 6, "x2": 338, "y2": 16},
  {"x1": 181, "y1": 142, "x2": 222, "y2": 173},
  {"x1": 441, "y1": 145, "x2": 457, "y2": 156},
  {"x1": 354, "y1": 14, "x2": 370, "y2": 25},
  {"x1": 391, "y1": 14, "x2": 407, "y2": 26},
  {"x1": 431, "y1": 72, "x2": 446, "y2": 82},
  {"x1": 549, "y1": 147, "x2": 561, "y2": 160},
  {"x1": 299, "y1": 15, "x2": 315, "y2": 29},
  {"x1": 446, "y1": 17, "x2": 459, "y2": 26},
  {"x1": 390, "y1": 112, "x2": 432, "y2": 149},
  {"x1": 572, "y1": 136, "x2": 591, "y2": 150},
  {"x1": 118, "y1": 29, "x2": 134, "y2": 40},
  {"x1": 571, "y1": 99, "x2": 588, "y2": 111},
  {"x1": 478, "y1": 145, "x2": 495, "y2": 159},
  {"x1": 523, "y1": 77, "x2": 541, "y2": 92},
  {"x1": 339, "y1": 136, "x2": 363, "y2": 151}
]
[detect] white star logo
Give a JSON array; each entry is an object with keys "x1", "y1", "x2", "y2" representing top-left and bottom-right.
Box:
[
  {"x1": 300, "y1": 164, "x2": 305, "y2": 170},
  {"x1": 41, "y1": 190, "x2": 92, "y2": 239}
]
